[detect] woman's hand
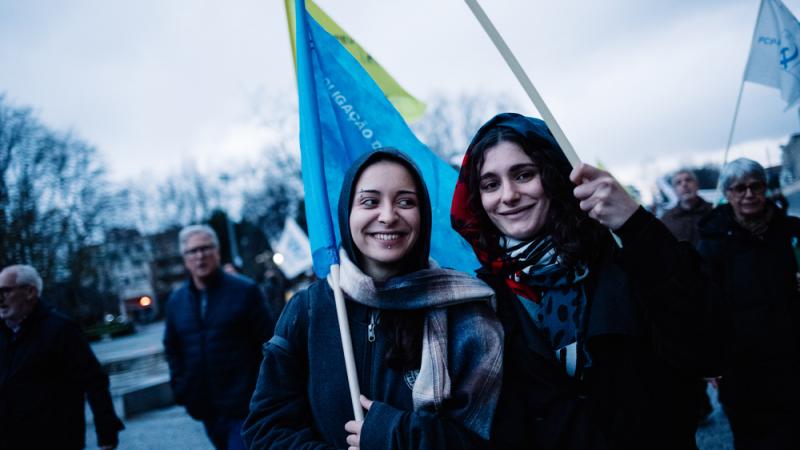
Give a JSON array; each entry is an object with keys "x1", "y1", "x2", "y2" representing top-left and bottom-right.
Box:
[
  {"x1": 570, "y1": 163, "x2": 639, "y2": 230},
  {"x1": 344, "y1": 396, "x2": 374, "y2": 450}
]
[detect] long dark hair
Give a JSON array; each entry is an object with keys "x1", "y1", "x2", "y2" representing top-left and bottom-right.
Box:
[
  {"x1": 464, "y1": 127, "x2": 606, "y2": 268},
  {"x1": 338, "y1": 149, "x2": 428, "y2": 370}
]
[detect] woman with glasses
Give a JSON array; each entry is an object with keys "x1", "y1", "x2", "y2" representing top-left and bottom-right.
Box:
[{"x1": 697, "y1": 157, "x2": 800, "y2": 449}]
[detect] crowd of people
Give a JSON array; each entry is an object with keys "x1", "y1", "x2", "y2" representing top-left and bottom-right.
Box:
[{"x1": 1, "y1": 112, "x2": 798, "y2": 450}]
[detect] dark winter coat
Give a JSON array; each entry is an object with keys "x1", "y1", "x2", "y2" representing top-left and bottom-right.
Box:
[
  {"x1": 450, "y1": 112, "x2": 723, "y2": 449},
  {"x1": 660, "y1": 198, "x2": 713, "y2": 246},
  {"x1": 486, "y1": 210, "x2": 715, "y2": 450},
  {"x1": 242, "y1": 280, "x2": 492, "y2": 450},
  {"x1": 697, "y1": 204, "x2": 800, "y2": 412},
  {"x1": 163, "y1": 270, "x2": 274, "y2": 420},
  {"x1": 0, "y1": 303, "x2": 124, "y2": 450}
]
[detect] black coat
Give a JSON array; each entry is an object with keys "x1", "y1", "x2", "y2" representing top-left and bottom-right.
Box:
[
  {"x1": 697, "y1": 205, "x2": 800, "y2": 410},
  {"x1": 0, "y1": 304, "x2": 124, "y2": 450},
  {"x1": 488, "y1": 208, "x2": 723, "y2": 450},
  {"x1": 243, "y1": 280, "x2": 490, "y2": 450},
  {"x1": 163, "y1": 270, "x2": 274, "y2": 420}
]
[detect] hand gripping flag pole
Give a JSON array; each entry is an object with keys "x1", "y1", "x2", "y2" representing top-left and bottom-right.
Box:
[{"x1": 464, "y1": 0, "x2": 582, "y2": 168}]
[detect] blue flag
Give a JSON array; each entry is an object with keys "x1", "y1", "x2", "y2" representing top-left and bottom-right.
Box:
[{"x1": 295, "y1": 0, "x2": 479, "y2": 277}]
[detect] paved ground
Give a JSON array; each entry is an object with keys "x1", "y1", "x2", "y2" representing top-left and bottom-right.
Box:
[
  {"x1": 87, "y1": 388, "x2": 734, "y2": 450},
  {"x1": 85, "y1": 322, "x2": 735, "y2": 449},
  {"x1": 86, "y1": 406, "x2": 212, "y2": 450}
]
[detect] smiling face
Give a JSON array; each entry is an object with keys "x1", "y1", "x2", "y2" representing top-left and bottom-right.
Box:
[
  {"x1": 479, "y1": 141, "x2": 551, "y2": 240},
  {"x1": 349, "y1": 160, "x2": 421, "y2": 281}
]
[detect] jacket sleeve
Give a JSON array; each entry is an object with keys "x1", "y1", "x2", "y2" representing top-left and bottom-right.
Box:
[
  {"x1": 615, "y1": 207, "x2": 725, "y2": 374},
  {"x1": 242, "y1": 290, "x2": 336, "y2": 450},
  {"x1": 359, "y1": 303, "x2": 499, "y2": 450},
  {"x1": 61, "y1": 321, "x2": 124, "y2": 446},
  {"x1": 162, "y1": 294, "x2": 186, "y2": 404},
  {"x1": 245, "y1": 282, "x2": 276, "y2": 346},
  {"x1": 360, "y1": 402, "x2": 488, "y2": 450}
]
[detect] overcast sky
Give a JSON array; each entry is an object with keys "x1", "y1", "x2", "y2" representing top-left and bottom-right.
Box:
[{"x1": 2, "y1": 0, "x2": 799, "y2": 194}]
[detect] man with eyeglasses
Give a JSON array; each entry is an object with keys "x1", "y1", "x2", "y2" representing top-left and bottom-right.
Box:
[
  {"x1": 696, "y1": 158, "x2": 800, "y2": 449},
  {"x1": 0, "y1": 264, "x2": 124, "y2": 449},
  {"x1": 163, "y1": 225, "x2": 274, "y2": 450}
]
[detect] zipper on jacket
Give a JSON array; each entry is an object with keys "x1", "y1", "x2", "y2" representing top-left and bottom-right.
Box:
[{"x1": 367, "y1": 311, "x2": 380, "y2": 343}]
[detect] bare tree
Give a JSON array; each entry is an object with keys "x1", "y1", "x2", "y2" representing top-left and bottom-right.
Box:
[{"x1": 412, "y1": 92, "x2": 520, "y2": 163}]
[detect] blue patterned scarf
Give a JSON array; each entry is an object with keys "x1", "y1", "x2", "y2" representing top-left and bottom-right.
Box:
[{"x1": 502, "y1": 236, "x2": 589, "y2": 352}]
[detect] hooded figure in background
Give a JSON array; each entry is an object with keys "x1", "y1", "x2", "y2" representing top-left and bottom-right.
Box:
[
  {"x1": 452, "y1": 113, "x2": 723, "y2": 450},
  {"x1": 244, "y1": 149, "x2": 503, "y2": 450}
]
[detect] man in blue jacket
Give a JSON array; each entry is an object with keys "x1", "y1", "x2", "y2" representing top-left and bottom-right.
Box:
[{"x1": 164, "y1": 225, "x2": 274, "y2": 450}]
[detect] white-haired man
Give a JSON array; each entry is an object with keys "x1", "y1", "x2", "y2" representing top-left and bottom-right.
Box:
[
  {"x1": 0, "y1": 264, "x2": 124, "y2": 449},
  {"x1": 164, "y1": 225, "x2": 274, "y2": 450}
]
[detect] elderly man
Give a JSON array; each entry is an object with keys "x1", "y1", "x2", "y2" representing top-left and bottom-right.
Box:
[
  {"x1": 660, "y1": 169, "x2": 712, "y2": 246},
  {"x1": 164, "y1": 225, "x2": 274, "y2": 450},
  {"x1": 0, "y1": 264, "x2": 124, "y2": 450}
]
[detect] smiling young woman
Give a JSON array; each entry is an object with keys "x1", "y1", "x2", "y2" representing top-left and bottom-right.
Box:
[
  {"x1": 244, "y1": 149, "x2": 503, "y2": 450},
  {"x1": 451, "y1": 113, "x2": 726, "y2": 450}
]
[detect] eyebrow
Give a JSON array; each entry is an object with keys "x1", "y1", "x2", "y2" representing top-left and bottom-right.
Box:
[
  {"x1": 480, "y1": 163, "x2": 536, "y2": 179},
  {"x1": 357, "y1": 189, "x2": 418, "y2": 196}
]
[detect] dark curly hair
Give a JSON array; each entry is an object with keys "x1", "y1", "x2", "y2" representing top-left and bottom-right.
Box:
[{"x1": 464, "y1": 126, "x2": 607, "y2": 268}]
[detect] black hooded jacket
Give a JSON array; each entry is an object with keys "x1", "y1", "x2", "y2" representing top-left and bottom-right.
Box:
[
  {"x1": 243, "y1": 149, "x2": 496, "y2": 450},
  {"x1": 452, "y1": 113, "x2": 724, "y2": 450}
]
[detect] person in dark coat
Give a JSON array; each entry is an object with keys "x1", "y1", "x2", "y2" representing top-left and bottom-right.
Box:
[
  {"x1": 243, "y1": 149, "x2": 504, "y2": 449},
  {"x1": 697, "y1": 158, "x2": 800, "y2": 450},
  {"x1": 659, "y1": 168, "x2": 715, "y2": 424},
  {"x1": 450, "y1": 113, "x2": 721, "y2": 450},
  {"x1": 660, "y1": 169, "x2": 713, "y2": 246},
  {"x1": 163, "y1": 225, "x2": 274, "y2": 450},
  {"x1": 0, "y1": 264, "x2": 124, "y2": 450}
]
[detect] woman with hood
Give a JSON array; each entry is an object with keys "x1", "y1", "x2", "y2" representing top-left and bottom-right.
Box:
[
  {"x1": 243, "y1": 149, "x2": 503, "y2": 449},
  {"x1": 451, "y1": 113, "x2": 721, "y2": 449}
]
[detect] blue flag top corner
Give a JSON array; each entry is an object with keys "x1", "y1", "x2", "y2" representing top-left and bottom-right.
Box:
[{"x1": 294, "y1": 0, "x2": 479, "y2": 278}]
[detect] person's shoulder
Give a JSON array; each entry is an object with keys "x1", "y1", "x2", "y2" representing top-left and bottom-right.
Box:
[{"x1": 221, "y1": 271, "x2": 258, "y2": 289}]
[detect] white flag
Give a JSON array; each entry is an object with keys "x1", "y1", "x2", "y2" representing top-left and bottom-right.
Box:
[
  {"x1": 272, "y1": 217, "x2": 313, "y2": 279},
  {"x1": 745, "y1": 0, "x2": 800, "y2": 108}
]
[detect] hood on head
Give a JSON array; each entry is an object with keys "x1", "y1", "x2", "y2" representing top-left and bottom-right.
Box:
[
  {"x1": 450, "y1": 112, "x2": 571, "y2": 263},
  {"x1": 338, "y1": 148, "x2": 432, "y2": 275}
]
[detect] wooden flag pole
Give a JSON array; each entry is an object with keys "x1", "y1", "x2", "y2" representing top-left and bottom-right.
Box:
[
  {"x1": 464, "y1": 0, "x2": 581, "y2": 168},
  {"x1": 328, "y1": 264, "x2": 364, "y2": 421}
]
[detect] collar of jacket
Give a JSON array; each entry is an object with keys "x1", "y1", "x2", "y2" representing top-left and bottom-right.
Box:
[
  {"x1": 187, "y1": 268, "x2": 224, "y2": 294},
  {"x1": 1, "y1": 301, "x2": 48, "y2": 337}
]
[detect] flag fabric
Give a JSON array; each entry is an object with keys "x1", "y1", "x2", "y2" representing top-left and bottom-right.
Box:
[
  {"x1": 286, "y1": 0, "x2": 426, "y2": 123},
  {"x1": 294, "y1": 0, "x2": 479, "y2": 277},
  {"x1": 745, "y1": 0, "x2": 800, "y2": 108}
]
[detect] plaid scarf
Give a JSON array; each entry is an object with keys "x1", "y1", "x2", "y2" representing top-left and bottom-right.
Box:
[{"x1": 333, "y1": 250, "x2": 503, "y2": 439}]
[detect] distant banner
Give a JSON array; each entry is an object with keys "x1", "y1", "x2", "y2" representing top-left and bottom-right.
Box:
[
  {"x1": 285, "y1": 0, "x2": 426, "y2": 123},
  {"x1": 745, "y1": 0, "x2": 800, "y2": 108},
  {"x1": 273, "y1": 217, "x2": 313, "y2": 279}
]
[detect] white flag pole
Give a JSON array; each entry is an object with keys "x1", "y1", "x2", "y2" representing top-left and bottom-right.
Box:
[
  {"x1": 464, "y1": 0, "x2": 581, "y2": 168},
  {"x1": 722, "y1": 80, "x2": 746, "y2": 167},
  {"x1": 327, "y1": 264, "x2": 364, "y2": 421},
  {"x1": 719, "y1": 0, "x2": 765, "y2": 191}
]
